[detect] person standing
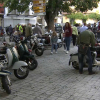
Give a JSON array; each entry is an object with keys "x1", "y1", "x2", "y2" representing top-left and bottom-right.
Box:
[
  {"x1": 87, "y1": 23, "x2": 92, "y2": 31},
  {"x1": 72, "y1": 25, "x2": 78, "y2": 46},
  {"x1": 32, "y1": 23, "x2": 43, "y2": 37},
  {"x1": 19, "y1": 25, "x2": 23, "y2": 35},
  {"x1": 22, "y1": 25, "x2": 26, "y2": 36},
  {"x1": 25, "y1": 23, "x2": 32, "y2": 39},
  {"x1": 51, "y1": 31, "x2": 58, "y2": 54},
  {"x1": 96, "y1": 22, "x2": 100, "y2": 38},
  {"x1": 8, "y1": 24, "x2": 13, "y2": 36},
  {"x1": 77, "y1": 29, "x2": 95, "y2": 75},
  {"x1": 92, "y1": 23, "x2": 97, "y2": 35},
  {"x1": 79, "y1": 23, "x2": 88, "y2": 33},
  {"x1": 64, "y1": 22, "x2": 72, "y2": 54}
]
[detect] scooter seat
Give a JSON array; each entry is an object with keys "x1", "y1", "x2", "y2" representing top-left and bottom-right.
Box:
[
  {"x1": 24, "y1": 55, "x2": 34, "y2": 58},
  {"x1": 0, "y1": 47, "x2": 6, "y2": 54},
  {"x1": 70, "y1": 53, "x2": 78, "y2": 56}
]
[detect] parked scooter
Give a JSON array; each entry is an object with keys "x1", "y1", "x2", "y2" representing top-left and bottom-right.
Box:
[
  {"x1": 40, "y1": 31, "x2": 63, "y2": 49},
  {"x1": 14, "y1": 36, "x2": 38, "y2": 70},
  {"x1": 69, "y1": 47, "x2": 100, "y2": 70},
  {"x1": 1, "y1": 36, "x2": 29, "y2": 79},
  {"x1": 28, "y1": 35, "x2": 44, "y2": 56},
  {"x1": 0, "y1": 55, "x2": 12, "y2": 94}
]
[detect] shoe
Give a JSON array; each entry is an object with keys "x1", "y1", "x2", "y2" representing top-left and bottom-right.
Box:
[
  {"x1": 89, "y1": 71, "x2": 95, "y2": 75},
  {"x1": 64, "y1": 49, "x2": 66, "y2": 52},
  {"x1": 79, "y1": 71, "x2": 83, "y2": 74},
  {"x1": 55, "y1": 52, "x2": 57, "y2": 54},
  {"x1": 51, "y1": 52, "x2": 53, "y2": 54},
  {"x1": 66, "y1": 51, "x2": 69, "y2": 54}
]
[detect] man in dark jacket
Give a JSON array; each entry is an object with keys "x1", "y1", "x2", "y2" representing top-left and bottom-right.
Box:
[
  {"x1": 77, "y1": 29, "x2": 95, "y2": 75},
  {"x1": 9, "y1": 25, "x2": 13, "y2": 36},
  {"x1": 25, "y1": 23, "x2": 32, "y2": 39}
]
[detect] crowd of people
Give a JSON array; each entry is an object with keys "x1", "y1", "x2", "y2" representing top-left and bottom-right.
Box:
[
  {"x1": 51, "y1": 22, "x2": 100, "y2": 75},
  {"x1": 60, "y1": 22, "x2": 100, "y2": 54},
  {"x1": 0, "y1": 21, "x2": 100, "y2": 75},
  {"x1": 5, "y1": 23, "x2": 43, "y2": 39}
]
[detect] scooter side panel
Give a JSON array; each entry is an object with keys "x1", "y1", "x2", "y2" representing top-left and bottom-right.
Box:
[
  {"x1": 70, "y1": 55, "x2": 79, "y2": 62},
  {"x1": 12, "y1": 61, "x2": 28, "y2": 69},
  {"x1": 7, "y1": 49, "x2": 13, "y2": 68}
]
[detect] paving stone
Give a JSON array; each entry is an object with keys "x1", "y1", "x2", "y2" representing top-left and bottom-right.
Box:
[{"x1": 0, "y1": 44, "x2": 100, "y2": 100}]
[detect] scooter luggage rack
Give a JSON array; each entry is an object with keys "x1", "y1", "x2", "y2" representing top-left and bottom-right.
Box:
[{"x1": 3, "y1": 42, "x2": 15, "y2": 48}]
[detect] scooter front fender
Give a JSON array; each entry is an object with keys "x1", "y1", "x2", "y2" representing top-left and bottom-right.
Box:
[{"x1": 12, "y1": 61, "x2": 28, "y2": 69}]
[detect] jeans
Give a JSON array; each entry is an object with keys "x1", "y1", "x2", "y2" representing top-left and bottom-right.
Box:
[
  {"x1": 72, "y1": 34, "x2": 77, "y2": 46},
  {"x1": 78, "y1": 47, "x2": 92, "y2": 73},
  {"x1": 51, "y1": 43, "x2": 57, "y2": 52},
  {"x1": 65, "y1": 36, "x2": 72, "y2": 51}
]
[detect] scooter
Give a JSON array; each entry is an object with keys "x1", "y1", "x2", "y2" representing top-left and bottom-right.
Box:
[
  {"x1": 28, "y1": 35, "x2": 44, "y2": 56},
  {"x1": 14, "y1": 36, "x2": 38, "y2": 70},
  {"x1": 40, "y1": 31, "x2": 63, "y2": 49},
  {"x1": 1, "y1": 36, "x2": 29, "y2": 79},
  {"x1": 69, "y1": 47, "x2": 100, "y2": 70},
  {"x1": 0, "y1": 55, "x2": 12, "y2": 94}
]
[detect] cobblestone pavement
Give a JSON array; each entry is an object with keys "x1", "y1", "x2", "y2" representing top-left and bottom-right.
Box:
[{"x1": 0, "y1": 44, "x2": 100, "y2": 100}]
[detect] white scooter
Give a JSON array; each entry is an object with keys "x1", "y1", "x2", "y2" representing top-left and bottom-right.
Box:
[
  {"x1": 69, "y1": 47, "x2": 100, "y2": 70},
  {"x1": 0, "y1": 55, "x2": 12, "y2": 94},
  {"x1": 1, "y1": 36, "x2": 29, "y2": 79}
]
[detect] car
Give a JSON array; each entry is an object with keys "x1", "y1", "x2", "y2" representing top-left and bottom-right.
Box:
[
  {"x1": 32, "y1": 24, "x2": 35, "y2": 29},
  {"x1": 55, "y1": 23, "x2": 63, "y2": 39},
  {"x1": 55, "y1": 23, "x2": 62, "y2": 32}
]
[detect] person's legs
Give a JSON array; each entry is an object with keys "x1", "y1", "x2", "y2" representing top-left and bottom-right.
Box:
[
  {"x1": 67, "y1": 36, "x2": 72, "y2": 51},
  {"x1": 86, "y1": 48, "x2": 93, "y2": 73},
  {"x1": 65, "y1": 37, "x2": 67, "y2": 50},
  {"x1": 78, "y1": 53, "x2": 85, "y2": 73},
  {"x1": 63, "y1": 38, "x2": 66, "y2": 50},
  {"x1": 51, "y1": 44, "x2": 54, "y2": 53},
  {"x1": 54, "y1": 44, "x2": 57, "y2": 53},
  {"x1": 72, "y1": 34, "x2": 75, "y2": 46},
  {"x1": 64, "y1": 43, "x2": 66, "y2": 50},
  {"x1": 72, "y1": 34, "x2": 76, "y2": 46}
]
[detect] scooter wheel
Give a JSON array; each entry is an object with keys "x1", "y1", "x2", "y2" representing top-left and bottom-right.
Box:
[
  {"x1": 14, "y1": 66, "x2": 29, "y2": 79},
  {"x1": 1, "y1": 76, "x2": 11, "y2": 94},
  {"x1": 35, "y1": 48, "x2": 44, "y2": 56},
  {"x1": 72, "y1": 61, "x2": 79, "y2": 70},
  {"x1": 57, "y1": 43, "x2": 62, "y2": 48},
  {"x1": 28, "y1": 58, "x2": 38, "y2": 70}
]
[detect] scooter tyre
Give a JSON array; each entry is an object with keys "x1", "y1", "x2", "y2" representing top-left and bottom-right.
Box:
[
  {"x1": 72, "y1": 61, "x2": 79, "y2": 70},
  {"x1": 57, "y1": 43, "x2": 62, "y2": 48},
  {"x1": 28, "y1": 58, "x2": 38, "y2": 70},
  {"x1": 14, "y1": 66, "x2": 29, "y2": 79},
  {"x1": 1, "y1": 76, "x2": 11, "y2": 94},
  {"x1": 35, "y1": 48, "x2": 44, "y2": 56}
]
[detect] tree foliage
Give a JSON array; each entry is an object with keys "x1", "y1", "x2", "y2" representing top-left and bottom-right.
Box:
[
  {"x1": 67, "y1": 12, "x2": 100, "y2": 21},
  {"x1": 2, "y1": 0, "x2": 100, "y2": 30},
  {"x1": 67, "y1": 12, "x2": 88, "y2": 20},
  {"x1": 88, "y1": 13, "x2": 100, "y2": 20},
  {"x1": 3, "y1": 0, "x2": 31, "y2": 13}
]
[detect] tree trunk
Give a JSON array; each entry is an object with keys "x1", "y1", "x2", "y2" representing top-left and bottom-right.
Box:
[
  {"x1": 44, "y1": 0, "x2": 63, "y2": 32},
  {"x1": 45, "y1": 14, "x2": 55, "y2": 32},
  {"x1": 47, "y1": 19, "x2": 55, "y2": 31}
]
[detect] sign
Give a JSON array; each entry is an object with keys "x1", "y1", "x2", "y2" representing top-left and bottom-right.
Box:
[
  {"x1": 0, "y1": 3, "x2": 4, "y2": 14},
  {"x1": 33, "y1": 0, "x2": 46, "y2": 15}
]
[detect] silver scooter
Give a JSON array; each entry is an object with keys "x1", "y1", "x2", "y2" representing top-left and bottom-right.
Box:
[{"x1": 69, "y1": 47, "x2": 100, "y2": 70}]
